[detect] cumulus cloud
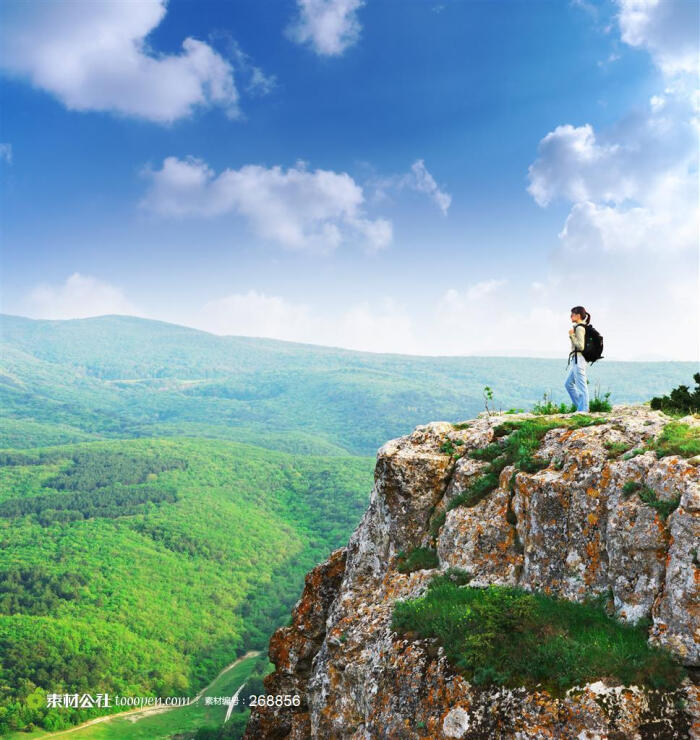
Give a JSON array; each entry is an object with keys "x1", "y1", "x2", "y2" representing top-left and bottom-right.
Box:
[
  {"x1": 22, "y1": 273, "x2": 139, "y2": 320},
  {"x1": 0, "y1": 143, "x2": 11, "y2": 164},
  {"x1": 523, "y1": 0, "x2": 699, "y2": 360},
  {"x1": 286, "y1": 0, "x2": 364, "y2": 56},
  {"x1": 558, "y1": 172, "x2": 698, "y2": 254},
  {"x1": 527, "y1": 3, "x2": 698, "y2": 256},
  {"x1": 435, "y1": 254, "x2": 699, "y2": 360},
  {"x1": 141, "y1": 156, "x2": 392, "y2": 253},
  {"x1": 433, "y1": 281, "x2": 556, "y2": 358},
  {"x1": 617, "y1": 0, "x2": 699, "y2": 75},
  {"x1": 0, "y1": 0, "x2": 238, "y2": 123},
  {"x1": 527, "y1": 124, "x2": 620, "y2": 208}
]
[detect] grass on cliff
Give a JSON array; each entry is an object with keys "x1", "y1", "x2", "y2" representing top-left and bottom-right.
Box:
[
  {"x1": 650, "y1": 422, "x2": 700, "y2": 459},
  {"x1": 531, "y1": 385, "x2": 612, "y2": 415},
  {"x1": 622, "y1": 481, "x2": 681, "y2": 521},
  {"x1": 396, "y1": 547, "x2": 439, "y2": 574},
  {"x1": 446, "y1": 415, "x2": 605, "y2": 511},
  {"x1": 392, "y1": 578, "x2": 686, "y2": 696}
]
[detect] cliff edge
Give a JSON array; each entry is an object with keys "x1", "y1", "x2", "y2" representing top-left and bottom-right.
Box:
[{"x1": 245, "y1": 406, "x2": 699, "y2": 739}]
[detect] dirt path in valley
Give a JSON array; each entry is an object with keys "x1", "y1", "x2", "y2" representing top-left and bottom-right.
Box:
[{"x1": 43, "y1": 650, "x2": 261, "y2": 737}]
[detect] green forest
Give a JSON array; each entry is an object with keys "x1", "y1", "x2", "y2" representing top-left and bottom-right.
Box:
[
  {"x1": 0, "y1": 438, "x2": 373, "y2": 734},
  {"x1": 0, "y1": 314, "x2": 695, "y2": 737}
]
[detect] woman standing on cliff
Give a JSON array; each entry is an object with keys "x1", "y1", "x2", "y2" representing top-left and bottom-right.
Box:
[{"x1": 565, "y1": 306, "x2": 590, "y2": 412}]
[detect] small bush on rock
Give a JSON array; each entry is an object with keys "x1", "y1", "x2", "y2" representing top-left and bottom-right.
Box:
[{"x1": 650, "y1": 374, "x2": 700, "y2": 416}]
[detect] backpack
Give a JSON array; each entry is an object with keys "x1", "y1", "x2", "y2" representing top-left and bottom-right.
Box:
[{"x1": 578, "y1": 324, "x2": 604, "y2": 363}]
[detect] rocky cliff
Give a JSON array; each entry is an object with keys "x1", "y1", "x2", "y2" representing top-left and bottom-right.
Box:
[{"x1": 244, "y1": 406, "x2": 699, "y2": 739}]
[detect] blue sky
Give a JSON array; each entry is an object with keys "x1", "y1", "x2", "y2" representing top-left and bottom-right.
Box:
[{"x1": 0, "y1": 0, "x2": 697, "y2": 360}]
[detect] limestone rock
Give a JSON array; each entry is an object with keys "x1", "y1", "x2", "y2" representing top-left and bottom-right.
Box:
[{"x1": 245, "y1": 407, "x2": 700, "y2": 739}]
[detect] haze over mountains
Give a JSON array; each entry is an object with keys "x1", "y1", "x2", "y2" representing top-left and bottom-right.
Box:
[{"x1": 1, "y1": 313, "x2": 695, "y2": 455}]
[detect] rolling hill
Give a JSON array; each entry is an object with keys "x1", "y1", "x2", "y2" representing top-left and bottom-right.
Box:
[{"x1": 1, "y1": 314, "x2": 695, "y2": 455}]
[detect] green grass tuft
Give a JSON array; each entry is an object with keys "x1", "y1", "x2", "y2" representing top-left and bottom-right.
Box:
[
  {"x1": 532, "y1": 385, "x2": 612, "y2": 415},
  {"x1": 448, "y1": 472, "x2": 501, "y2": 510},
  {"x1": 637, "y1": 485, "x2": 681, "y2": 521},
  {"x1": 621, "y1": 480, "x2": 642, "y2": 496},
  {"x1": 396, "y1": 546, "x2": 439, "y2": 574},
  {"x1": 532, "y1": 391, "x2": 576, "y2": 415},
  {"x1": 392, "y1": 579, "x2": 686, "y2": 697},
  {"x1": 469, "y1": 443, "x2": 504, "y2": 462},
  {"x1": 427, "y1": 567, "x2": 472, "y2": 588},
  {"x1": 440, "y1": 438, "x2": 465, "y2": 458},
  {"x1": 622, "y1": 480, "x2": 680, "y2": 520},
  {"x1": 429, "y1": 509, "x2": 447, "y2": 537},
  {"x1": 650, "y1": 422, "x2": 700, "y2": 459},
  {"x1": 589, "y1": 384, "x2": 613, "y2": 412},
  {"x1": 604, "y1": 441, "x2": 631, "y2": 459}
]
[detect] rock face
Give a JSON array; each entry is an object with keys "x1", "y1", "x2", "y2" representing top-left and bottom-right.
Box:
[{"x1": 244, "y1": 406, "x2": 699, "y2": 739}]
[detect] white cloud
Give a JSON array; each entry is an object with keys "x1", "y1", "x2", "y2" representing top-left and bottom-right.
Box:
[
  {"x1": 617, "y1": 0, "x2": 699, "y2": 75},
  {"x1": 521, "y1": 0, "x2": 699, "y2": 361},
  {"x1": 515, "y1": 247, "x2": 698, "y2": 361},
  {"x1": 527, "y1": 124, "x2": 623, "y2": 208},
  {"x1": 370, "y1": 159, "x2": 452, "y2": 215},
  {"x1": 336, "y1": 299, "x2": 418, "y2": 353},
  {"x1": 141, "y1": 156, "x2": 392, "y2": 253},
  {"x1": 406, "y1": 160, "x2": 452, "y2": 215},
  {"x1": 0, "y1": 0, "x2": 238, "y2": 123},
  {"x1": 464, "y1": 279, "x2": 507, "y2": 301},
  {"x1": 22, "y1": 273, "x2": 139, "y2": 320},
  {"x1": 432, "y1": 253, "x2": 699, "y2": 360},
  {"x1": 571, "y1": 0, "x2": 599, "y2": 17},
  {"x1": 286, "y1": 0, "x2": 364, "y2": 56},
  {"x1": 433, "y1": 283, "x2": 569, "y2": 357},
  {"x1": 15, "y1": 280, "x2": 416, "y2": 354},
  {"x1": 0, "y1": 143, "x2": 11, "y2": 164},
  {"x1": 199, "y1": 290, "x2": 318, "y2": 340},
  {"x1": 197, "y1": 291, "x2": 417, "y2": 353},
  {"x1": 209, "y1": 32, "x2": 277, "y2": 97},
  {"x1": 247, "y1": 66, "x2": 277, "y2": 96},
  {"x1": 558, "y1": 166, "x2": 698, "y2": 253},
  {"x1": 15, "y1": 272, "x2": 697, "y2": 360},
  {"x1": 527, "y1": 2, "x2": 698, "y2": 257}
]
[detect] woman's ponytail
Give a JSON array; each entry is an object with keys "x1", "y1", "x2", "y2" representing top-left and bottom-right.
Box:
[{"x1": 571, "y1": 305, "x2": 590, "y2": 324}]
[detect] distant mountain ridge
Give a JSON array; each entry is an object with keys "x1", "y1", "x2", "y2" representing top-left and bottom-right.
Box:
[{"x1": 1, "y1": 313, "x2": 696, "y2": 456}]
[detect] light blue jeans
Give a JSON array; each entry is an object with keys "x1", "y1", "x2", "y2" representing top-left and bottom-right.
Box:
[{"x1": 565, "y1": 354, "x2": 589, "y2": 411}]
